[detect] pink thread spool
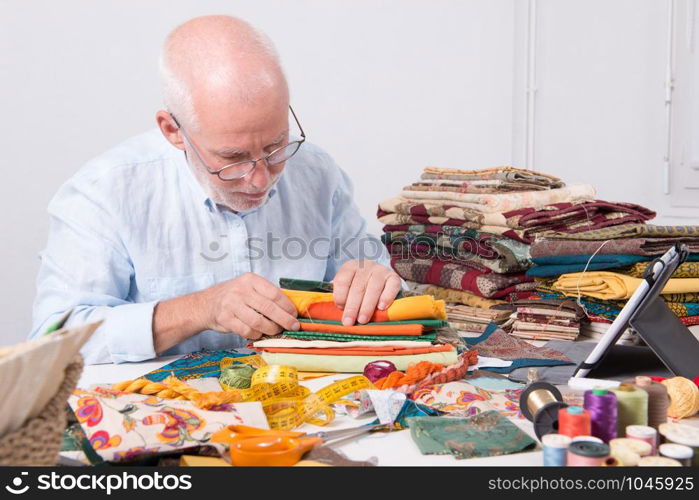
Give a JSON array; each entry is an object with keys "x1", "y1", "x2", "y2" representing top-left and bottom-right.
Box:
[
  {"x1": 567, "y1": 441, "x2": 610, "y2": 466},
  {"x1": 626, "y1": 425, "x2": 657, "y2": 455}
]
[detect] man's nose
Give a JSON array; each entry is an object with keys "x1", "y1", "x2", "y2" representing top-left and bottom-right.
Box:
[{"x1": 249, "y1": 159, "x2": 271, "y2": 190}]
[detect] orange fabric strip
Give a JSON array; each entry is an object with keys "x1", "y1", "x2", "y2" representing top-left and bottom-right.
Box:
[
  {"x1": 298, "y1": 322, "x2": 424, "y2": 336},
  {"x1": 304, "y1": 302, "x2": 391, "y2": 322},
  {"x1": 260, "y1": 345, "x2": 454, "y2": 356}
]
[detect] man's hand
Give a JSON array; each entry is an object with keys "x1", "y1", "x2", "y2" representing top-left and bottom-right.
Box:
[
  {"x1": 153, "y1": 272, "x2": 299, "y2": 354},
  {"x1": 202, "y1": 272, "x2": 300, "y2": 339},
  {"x1": 332, "y1": 260, "x2": 402, "y2": 326}
]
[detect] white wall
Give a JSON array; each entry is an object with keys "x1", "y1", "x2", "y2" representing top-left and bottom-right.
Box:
[
  {"x1": 2, "y1": 0, "x2": 698, "y2": 346},
  {"x1": 0, "y1": 0, "x2": 515, "y2": 345}
]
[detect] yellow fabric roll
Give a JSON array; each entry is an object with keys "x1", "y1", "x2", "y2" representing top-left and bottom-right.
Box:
[
  {"x1": 260, "y1": 350, "x2": 458, "y2": 373},
  {"x1": 422, "y1": 285, "x2": 506, "y2": 309},
  {"x1": 281, "y1": 289, "x2": 447, "y2": 320},
  {"x1": 281, "y1": 289, "x2": 335, "y2": 314},
  {"x1": 552, "y1": 271, "x2": 699, "y2": 300}
]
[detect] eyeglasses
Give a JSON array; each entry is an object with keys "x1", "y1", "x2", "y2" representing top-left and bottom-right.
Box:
[{"x1": 171, "y1": 106, "x2": 306, "y2": 181}]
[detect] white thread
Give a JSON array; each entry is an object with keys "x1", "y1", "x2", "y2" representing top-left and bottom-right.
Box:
[{"x1": 573, "y1": 239, "x2": 612, "y2": 319}]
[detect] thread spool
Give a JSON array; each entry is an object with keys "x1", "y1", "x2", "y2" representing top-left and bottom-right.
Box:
[
  {"x1": 637, "y1": 456, "x2": 682, "y2": 467},
  {"x1": 542, "y1": 434, "x2": 571, "y2": 466},
  {"x1": 609, "y1": 437, "x2": 652, "y2": 458},
  {"x1": 571, "y1": 435, "x2": 603, "y2": 444},
  {"x1": 629, "y1": 376, "x2": 669, "y2": 429},
  {"x1": 626, "y1": 425, "x2": 657, "y2": 455},
  {"x1": 584, "y1": 388, "x2": 618, "y2": 443},
  {"x1": 658, "y1": 423, "x2": 699, "y2": 467},
  {"x1": 519, "y1": 381, "x2": 569, "y2": 440},
  {"x1": 610, "y1": 447, "x2": 641, "y2": 466},
  {"x1": 610, "y1": 384, "x2": 648, "y2": 435},
  {"x1": 658, "y1": 443, "x2": 694, "y2": 467},
  {"x1": 660, "y1": 377, "x2": 699, "y2": 419},
  {"x1": 566, "y1": 441, "x2": 609, "y2": 466},
  {"x1": 219, "y1": 363, "x2": 256, "y2": 389},
  {"x1": 559, "y1": 406, "x2": 591, "y2": 438}
]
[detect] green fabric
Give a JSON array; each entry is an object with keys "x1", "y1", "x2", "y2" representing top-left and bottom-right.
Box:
[
  {"x1": 297, "y1": 318, "x2": 448, "y2": 328},
  {"x1": 407, "y1": 411, "x2": 537, "y2": 459},
  {"x1": 283, "y1": 331, "x2": 438, "y2": 342},
  {"x1": 279, "y1": 277, "x2": 406, "y2": 298}
]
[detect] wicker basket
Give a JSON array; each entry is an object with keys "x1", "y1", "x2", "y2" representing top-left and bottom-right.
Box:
[{"x1": 0, "y1": 355, "x2": 84, "y2": 466}]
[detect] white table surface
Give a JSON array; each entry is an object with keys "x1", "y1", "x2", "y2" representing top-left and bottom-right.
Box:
[{"x1": 78, "y1": 357, "x2": 544, "y2": 466}]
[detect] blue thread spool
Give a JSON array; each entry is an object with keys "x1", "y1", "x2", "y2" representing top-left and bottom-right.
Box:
[{"x1": 542, "y1": 433, "x2": 571, "y2": 466}]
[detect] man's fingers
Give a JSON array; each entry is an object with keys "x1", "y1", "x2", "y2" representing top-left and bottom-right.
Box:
[
  {"x1": 251, "y1": 276, "x2": 298, "y2": 318},
  {"x1": 237, "y1": 300, "x2": 283, "y2": 336},
  {"x1": 226, "y1": 317, "x2": 264, "y2": 340},
  {"x1": 332, "y1": 263, "x2": 357, "y2": 309},
  {"x1": 378, "y1": 274, "x2": 403, "y2": 310},
  {"x1": 357, "y1": 274, "x2": 386, "y2": 324},
  {"x1": 341, "y1": 271, "x2": 370, "y2": 326},
  {"x1": 249, "y1": 291, "x2": 300, "y2": 332}
]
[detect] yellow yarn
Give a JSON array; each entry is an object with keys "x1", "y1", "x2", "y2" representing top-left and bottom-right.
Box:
[
  {"x1": 111, "y1": 379, "x2": 188, "y2": 400},
  {"x1": 661, "y1": 377, "x2": 699, "y2": 419}
]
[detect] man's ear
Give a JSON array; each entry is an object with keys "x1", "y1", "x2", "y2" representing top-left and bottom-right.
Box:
[{"x1": 156, "y1": 110, "x2": 185, "y2": 151}]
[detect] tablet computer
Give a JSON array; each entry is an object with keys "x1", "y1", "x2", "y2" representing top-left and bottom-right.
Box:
[{"x1": 573, "y1": 244, "x2": 699, "y2": 380}]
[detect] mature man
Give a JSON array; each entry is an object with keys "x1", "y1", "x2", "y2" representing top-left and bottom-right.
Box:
[{"x1": 30, "y1": 15, "x2": 401, "y2": 364}]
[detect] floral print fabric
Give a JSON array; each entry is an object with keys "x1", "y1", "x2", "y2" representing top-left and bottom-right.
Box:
[
  {"x1": 68, "y1": 386, "x2": 268, "y2": 462},
  {"x1": 411, "y1": 380, "x2": 523, "y2": 419}
]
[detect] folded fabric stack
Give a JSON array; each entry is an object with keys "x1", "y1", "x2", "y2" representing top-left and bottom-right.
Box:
[
  {"x1": 377, "y1": 167, "x2": 656, "y2": 314},
  {"x1": 443, "y1": 304, "x2": 510, "y2": 335},
  {"x1": 490, "y1": 297, "x2": 586, "y2": 341},
  {"x1": 253, "y1": 289, "x2": 458, "y2": 372},
  {"x1": 529, "y1": 224, "x2": 699, "y2": 330},
  {"x1": 579, "y1": 321, "x2": 639, "y2": 346}
]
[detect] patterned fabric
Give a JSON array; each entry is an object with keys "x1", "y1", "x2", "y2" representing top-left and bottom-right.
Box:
[
  {"x1": 143, "y1": 349, "x2": 252, "y2": 382},
  {"x1": 378, "y1": 199, "x2": 652, "y2": 244},
  {"x1": 391, "y1": 256, "x2": 537, "y2": 298},
  {"x1": 492, "y1": 297, "x2": 587, "y2": 322},
  {"x1": 681, "y1": 316, "x2": 699, "y2": 326},
  {"x1": 625, "y1": 261, "x2": 699, "y2": 278},
  {"x1": 530, "y1": 238, "x2": 699, "y2": 258},
  {"x1": 405, "y1": 181, "x2": 550, "y2": 194},
  {"x1": 399, "y1": 184, "x2": 595, "y2": 213},
  {"x1": 410, "y1": 381, "x2": 523, "y2": 419},
  {"x1": 383, "y1": 229, "x2": 532, "y2": 273},
  {"x1": 535, "y1": 289, "x2": 699, "y2": 321},
  {"x1": 527, "y1": 254, "x2": 650, "y2": 278},
  {"x1": 421, "y1": 165, "x2": 564, "y2": 187},
  {"x1": 68, "y1": 386, "x2": 268, "y2": 462},
  {"x1": 407, "y1": 411, "x2": 536, "y2": 459},
  {"x1": 462, "y1": 322, "x2": 572, "y2": 373},
  {"x1": 547, "y1": 224, "x2": 699, "y2": 240},
  {"x1": 420, "y1": 285, "x2": 507, "y2": 308}
]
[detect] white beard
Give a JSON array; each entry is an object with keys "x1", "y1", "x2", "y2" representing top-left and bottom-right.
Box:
[{"x1": 186, "y1": 153, "x2": 281, "y2": 212}]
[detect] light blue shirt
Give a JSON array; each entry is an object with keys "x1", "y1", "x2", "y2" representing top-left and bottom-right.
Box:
[{"x1": 30, "y1": 129, "x2": 391, "y2": 364}]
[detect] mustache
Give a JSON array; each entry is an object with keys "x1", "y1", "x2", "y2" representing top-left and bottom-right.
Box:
[{"x1": 239, "y1": 175, "x2": 281, "y2": 195}]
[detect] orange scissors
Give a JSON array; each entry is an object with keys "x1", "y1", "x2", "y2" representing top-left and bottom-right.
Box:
[{"x1": 211, "y1": 424, "x2": 386, "y2": 466}]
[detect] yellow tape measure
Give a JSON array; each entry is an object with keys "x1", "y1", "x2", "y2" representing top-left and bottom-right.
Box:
[{"x1": 219, "y1": 356, "x2": 373, "y2": 430}]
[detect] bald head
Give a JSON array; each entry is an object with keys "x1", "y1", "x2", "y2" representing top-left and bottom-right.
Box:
[{"x1": 160, "y1": 15, "x2": 289, "y2": 130}]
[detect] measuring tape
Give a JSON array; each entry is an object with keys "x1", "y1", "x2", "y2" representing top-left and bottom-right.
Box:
[
  {"x1": 113, "y1": 355, "x2": 372, "y2": 430},
  {"x1": 219, "y1": 356, "x2": 372, "y2": 430}
]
